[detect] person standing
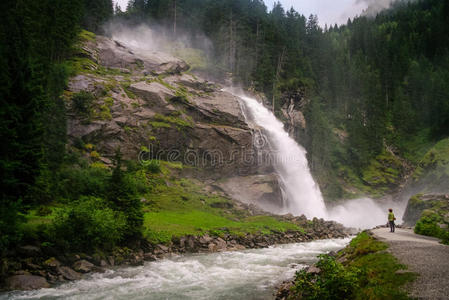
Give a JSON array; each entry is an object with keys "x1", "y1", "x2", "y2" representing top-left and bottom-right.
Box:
[{"x1": 388, "y1": 208, "x2": 396, "y2": 232}]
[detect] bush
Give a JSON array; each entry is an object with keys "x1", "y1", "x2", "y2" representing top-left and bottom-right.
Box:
[
  {"x1": 72, "y1": 91, "x2": 95, "y2": 115},
  {"x1": 57, "y1": 165, "x2": 110, "y2": 201},
  {"x1": 292, "y1": 255, "x2": 359, "y2": 300},
  {"x1": 415, "y1": 215, "x2": 449, "y2": 244},
  {"x1": 142, "y1": 159, "x2": 161, "y2": 174},
  {"x1": 50, "y1": 197, "x2": 126, "y2": 251}
]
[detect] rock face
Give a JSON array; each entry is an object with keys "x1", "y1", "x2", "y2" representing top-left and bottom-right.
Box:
[
  {"x1": 280, "y1": 89, "x2": 308, "y2": 138},
  {"x1": 403, "y1": 193, "x2": 449, "y2": 226},
  {"x1": 66, "y1": 34, "x2": 283, "y2": 209},
  {"x1": 217, "y1": 174, "x2": 284, "y2": 213}
]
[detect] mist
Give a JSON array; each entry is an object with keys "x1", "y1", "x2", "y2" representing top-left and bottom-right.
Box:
[
  {"x1": 103, "y1": 21, "x2": 214, "y2": 67},
  {"x1": 326, "y1": 197, "x2": 407, "y2": 230}
]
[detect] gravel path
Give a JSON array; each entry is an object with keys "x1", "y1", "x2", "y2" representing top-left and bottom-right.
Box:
[{"x1": 371, "y1": 227, "x2": 449, "y2": 300}]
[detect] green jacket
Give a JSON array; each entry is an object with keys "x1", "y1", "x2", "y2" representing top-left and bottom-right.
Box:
[{"x1": 388, "y1": 212, "x2": 395, "y2": 221}]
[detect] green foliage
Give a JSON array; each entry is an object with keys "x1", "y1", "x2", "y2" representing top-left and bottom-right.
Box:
[
  {"x1": 415, "y1": 210, "x2": 449, "y2": 245},
  {"x1": 72, "y1": 91, "x2": 95, "y2": 116},
  {"x1": 107, "y1": 150, "x2": 143, "y2": 240},
  {"x1": 290, "y1": 232, "x2": 416, "y2": 300},
  {"x1": 78, "y1": 29, "x2": 96, "y2": 42},
  {"x1": 50, "y1": 196, "x2": 126, "y2": 251},
  {"x1": 292, "y1": 255, "x2": 359, "y2": 300},
  {"x1": 57, "y1": 164, "x2": 110, "y2": 201},
  {"x1": 142, "y1": 159, "x2": 162, "y2": 174},
  {"x1": 141, "y1": 169, "x2": 301, "y2": 244},
  {"x1": 153, "y1": 113, "x2": 194, "y2": 129}
]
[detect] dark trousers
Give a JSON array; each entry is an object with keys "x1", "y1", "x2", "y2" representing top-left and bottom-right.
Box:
[{"x1": 389, "y1": 221, "x2": 395, "y2": 232}]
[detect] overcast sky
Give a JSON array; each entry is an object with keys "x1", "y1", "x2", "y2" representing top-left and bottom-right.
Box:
[{"x1": 113, "y1": 0, "x2": 372, "y2": 26}]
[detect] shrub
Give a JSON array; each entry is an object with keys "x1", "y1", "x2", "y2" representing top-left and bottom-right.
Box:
[
  {"x1": 57, "y1": 165, "x2": 110, "y2": 200},
  {"x1": 108, "y1": 150, "x2": 143, "y2": 240},
  {"x1": 142, "y1": 159, "x2": 161, "y2": 174},
  {"x1": 292, "y1": 255, "x2": 359, "y2": 300},
  {"x1": 50, "y1": 197, "x2": 126, "y2": 251},
  {"x1": 72, "y1": 91, "x2": 95, "y2": 115},
  {"x1": 415, "y1": 214, "x2": 449, "y2": 244}
]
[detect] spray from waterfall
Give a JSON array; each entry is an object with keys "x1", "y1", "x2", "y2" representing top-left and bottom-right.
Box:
[{"x1": 237, "y1": 92, "x2": 406, "y2": 229}]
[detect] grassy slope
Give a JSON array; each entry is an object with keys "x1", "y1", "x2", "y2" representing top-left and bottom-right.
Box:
[
  {"x1": 139, "y1": 163, "x2": 301, "y2": 244},
  {"x1": 22, "y1": 161, "x2": 302, "y2": 246},
  {"x1": 289, "y1": 232, "x2": 416, "y2": 300}
]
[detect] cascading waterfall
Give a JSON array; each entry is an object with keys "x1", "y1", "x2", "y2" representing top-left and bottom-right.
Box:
[
  {"x1": 237, "y1": 93, "x2": 407, "y2": 229},
  {"x1": 238, "y1": 94, "x2": 327, "y2": 219}
]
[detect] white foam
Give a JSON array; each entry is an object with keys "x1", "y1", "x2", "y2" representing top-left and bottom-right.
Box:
[{"x1": 1, "y1": 238, "x2": 350, "y2": 300}]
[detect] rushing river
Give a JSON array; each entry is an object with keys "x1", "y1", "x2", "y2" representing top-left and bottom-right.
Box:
[{"x1": 2, "y1": 238, "x2": 350, "y2": 300}]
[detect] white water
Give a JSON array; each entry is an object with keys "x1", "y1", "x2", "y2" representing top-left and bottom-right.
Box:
[
  {"x1": 1, "y1": 238, "x2": 350, "y2": 300},
  {"x1": 238, "y1": 94, "x2": 405, "y2": 229},
  {"x1": 239, "y1": 95, "x2": 327, "y2": 219}
]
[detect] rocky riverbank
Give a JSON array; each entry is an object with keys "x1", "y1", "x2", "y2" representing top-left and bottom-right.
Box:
[{"x1": 1, "y1": 216, "x2": 350, "y2": 291}]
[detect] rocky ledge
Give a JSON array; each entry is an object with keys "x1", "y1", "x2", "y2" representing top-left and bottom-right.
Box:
[{"x1": 1, "y1": 216, "x2": 349, "y2": 291}]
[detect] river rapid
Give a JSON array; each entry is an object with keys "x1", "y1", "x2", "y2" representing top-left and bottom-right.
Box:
[{"x1": 2, "y1": 238, "x2": 350, "y2": 300}]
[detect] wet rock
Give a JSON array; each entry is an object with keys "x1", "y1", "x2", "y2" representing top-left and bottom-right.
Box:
[
  {"x1": 307, "y1": 266, "x2": 321, "y2": 274},
  {"x1": 5, "y1": 275, "x2": 50, "y2": 291},
  {"x1": 144, "y1": 253, "x2": 157, "y2": 261},
  {"x1": 107, "y1": 256, "x2": 115, "y2": 266},
  {"x1": 215, "y1": 238, "x2": 227, "y2": 251},
  {"x1": 157, "y1": 244, "x2": 169, "y2": 252},
  {"x1": 199, "y1": 234, "x2": 213, "y2": 244},
  {"x1": 57, "y1": 266, "x2": 82, "y2": 281},
  {"x1": 100, "y1": 260, "x2": 109, "y2": 267},
  {"x1": 73, "y1": 260, "x2": 95, "y2": 273},
  {"x1": 43, "y1": 257, "x2": 61, "y2": 270}
]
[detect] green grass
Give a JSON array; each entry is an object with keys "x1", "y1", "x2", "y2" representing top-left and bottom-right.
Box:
[
  {"x1": 78, "y1": 29, "x2": 96, "y2": 42},
  {"x1": 413, "y1": 137, "x2": 449, "y2": 180},
  {"x1": 140, "y1": 169, "x2": 301, "y2": 244},
  {"x1": 20, "y1": 159, "x2": 304, "y2": 248},
  {"x1": 153, "y1": 113, "x2": 194, "y2": 129},
  {"x1": 290, "y1": 232, "x2": 416, "y2": 300},
  {"x1": 362, "y1": 150, "x2": 402, "y2": 191}
]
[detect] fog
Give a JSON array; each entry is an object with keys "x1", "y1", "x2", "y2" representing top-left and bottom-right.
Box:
[
  {"x1": 104, "y1": 21, "x2": 213, "y2": 59},
  {"x1": 326, "y1": 197, "x2": 407, "y2": 230}
]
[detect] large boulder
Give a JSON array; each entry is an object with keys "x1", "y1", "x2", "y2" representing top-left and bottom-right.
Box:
[
  {"x1": 96, "y1": 37, "x2": 188, "y2": 75},
  {"x1": 218, "y1": 174, "x2": 284, "y2": 213},
  {"x1": 403, "y1": 193, "x2": 449, "y2": 226},
  {"x1": 5, "y1": 275, "x2": 50, "y2": 290},
  {"x1": 72, "y1": 260, "x2": 95, "y2": 273},
  {"x1": 129, "y1": 81, "x2": 176, "y2": 113},
  {"x1": 57, "y1": 266, "x2": 82, "y2": 281}
]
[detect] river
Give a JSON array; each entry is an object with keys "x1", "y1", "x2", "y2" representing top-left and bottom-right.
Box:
[{"x1": 1, "y1": 238, "x2": 350, "y2": 300}]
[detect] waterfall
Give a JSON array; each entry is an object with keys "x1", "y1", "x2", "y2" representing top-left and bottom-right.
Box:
[{"x1": 238, "y1": 94, "x2": 327, "y2": 219}]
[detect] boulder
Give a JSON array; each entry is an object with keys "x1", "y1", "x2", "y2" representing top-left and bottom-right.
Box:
[
  {"x1": 307, "y1": 266, "x2": 321, "y2": 274},
  {"x1": 218, "y1": 174, "x2": 283, "y2": 213},
  {"x1": 5, "y1": 275, "x2": 50, "y2": 291},
  {"x1": 57, "y1": 266, "x2": 82, "y2": 281},
  {"x1": 43, "y1": 257, "x2": 61, "y2": 270},
  {"x1": 129, "y1": 81, "x2": 175, "y2": 112},
  {"x1": 73, "y1": 260, "x2": 95, "y2": 273},
  {"x1": 199, "y1": 234, "x2": 213, "y2": 244}
]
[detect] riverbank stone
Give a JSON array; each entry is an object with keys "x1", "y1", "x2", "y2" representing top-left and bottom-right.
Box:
[{"x1": 6, "y1": 275, "x2": 50, "y2": 290}]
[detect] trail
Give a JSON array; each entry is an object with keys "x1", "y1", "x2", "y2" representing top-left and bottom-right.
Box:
[{"x1": 371, "y1": 227, "x2": 449, "y2": 299}]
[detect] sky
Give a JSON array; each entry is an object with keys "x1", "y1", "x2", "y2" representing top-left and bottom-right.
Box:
[{"x1": 113, "y1": 0, "x2": 377, "y2": 27}]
